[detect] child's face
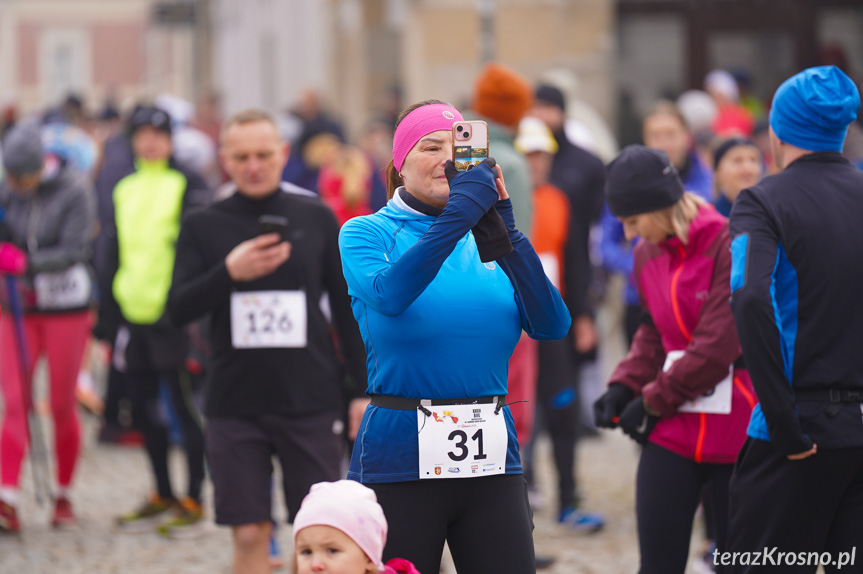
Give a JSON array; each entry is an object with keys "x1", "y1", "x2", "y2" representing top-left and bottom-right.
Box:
[{"x1": 295, "y1": 525, "x2": 376, "y2": 574}]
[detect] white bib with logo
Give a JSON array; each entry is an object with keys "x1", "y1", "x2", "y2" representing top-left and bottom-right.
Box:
[
  {"x1": 417, "y1": 402, "x2": 508, "y2": 479},
  {"x1": 33, "y1": 263, "x2": 91, "y2": 310},
  {"x1": 664, "y1": 350, "x2": 733, "y2": 414},
  {"x1": 230, "y1": 290, "x2": 307, "y2": 349}
]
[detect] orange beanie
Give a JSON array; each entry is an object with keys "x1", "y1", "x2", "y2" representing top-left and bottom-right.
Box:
[{"x1": 472, "y1": 63, "x2": 534, "y2": 130}]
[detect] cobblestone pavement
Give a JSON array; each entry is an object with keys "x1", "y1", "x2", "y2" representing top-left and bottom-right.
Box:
[{"x1": 0, "y1": 410, "x2": 717, "y2": 574}]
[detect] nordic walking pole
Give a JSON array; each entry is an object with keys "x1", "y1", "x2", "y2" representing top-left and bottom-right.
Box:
[{"x1": 3, "y1": 274, "x2": 51, "y2": 506}]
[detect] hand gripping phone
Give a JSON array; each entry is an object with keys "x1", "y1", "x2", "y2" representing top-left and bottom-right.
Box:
[
  {"x1": 258, "y1": 214, "x2": 289, "y2": 242},
  {"x1": 452, "y1": 120, "x2": 489, "y2": 172}
]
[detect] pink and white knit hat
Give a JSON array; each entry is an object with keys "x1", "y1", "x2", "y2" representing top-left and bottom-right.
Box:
[
  {"x1": 392, "y1": 103, "x2": 463, "y2": 172},
  {"x1": 293, "y1": 480, "x2": 388, "y2": 570}
]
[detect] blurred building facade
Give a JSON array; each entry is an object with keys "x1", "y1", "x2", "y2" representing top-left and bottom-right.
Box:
[
  {"x1": 616, "y1": 0, "x2": 863, "y2": 144},
  {"x1": 211, "y1": 0, "x2": 616, "y2": 141},
  {"x1": 1, "y1": 0, "x2": 859, "y2": 144},
  {"x1": 0, "y1": 0, "x2": 205, "y2": 114}
]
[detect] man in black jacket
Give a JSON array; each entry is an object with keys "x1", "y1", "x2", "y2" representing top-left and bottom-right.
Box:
[
  {"x1": 168, "y1": 109, "x2": 367, "y2": 574},
  {"x1": 726, "y1": 66, "x2": 863, "y2": 573}
]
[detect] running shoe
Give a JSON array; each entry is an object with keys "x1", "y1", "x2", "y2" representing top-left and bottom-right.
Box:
[
  {"x1": 558, "y1": 507, "x2": 605, "y2": 534},
  {"x1": 0, "y1": 500, "x2": 20, "y2": 533},
  {"x1": 116, "y1": 494, "x2": 177, "y2": 532},
  {"x1": 52, "y1": 497, "x2": 76, "y2": 528},
  {"x1": 156, "y1": 497, "x2": 203, "y2": 539}
]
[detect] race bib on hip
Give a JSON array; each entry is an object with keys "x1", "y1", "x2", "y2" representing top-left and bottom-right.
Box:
[
  {"x1": 418, "y1": 402, "x2": 507, "y2": 479},
  {"x1": 664, "y1": 350, "x2": 733, "y2": 414},
  {"x1": 33, "y1": 263, "x2": 91, "y2": 310},
  {"x1": 230, "y1": 290, "x2": 307, "y2": 349}
]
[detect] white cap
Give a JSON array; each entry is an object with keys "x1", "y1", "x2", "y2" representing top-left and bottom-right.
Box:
[
  {"x1": 704, "y1": 69, "x2": 739, "y2": 102},
  {"x1": 515, "y1": 117, "x2": 558, "y2": 154},
  {"x1": 676, "y1": 89, "x2": 718, "y2": 133}
]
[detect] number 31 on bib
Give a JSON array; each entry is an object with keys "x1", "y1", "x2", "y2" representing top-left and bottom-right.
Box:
[
  {"x1": 417, "y1": 403, "x2": 507, "y2": 479},
  {"x1": 230, "y1": 290, "x2": 307, "y2": 349}
]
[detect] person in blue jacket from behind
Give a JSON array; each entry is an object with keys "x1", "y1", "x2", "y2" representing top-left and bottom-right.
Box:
[
  {"x1": 339, "y1": 100, "x2": 571, "y2": 574},
  {"x1": 726, "y1": 65, "x2": 863, "y2": 574}
]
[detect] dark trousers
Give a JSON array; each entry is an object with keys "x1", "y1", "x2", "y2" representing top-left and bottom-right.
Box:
[
  {"x1": 102, "y1": 363, "x2": 127, "y2": 427},
  {"x1": 123, "y1": 323, "x2": 205, "y2": 502},
  {"x1": 370, "y1": 474, "x2": 535, "y2": 574},
  {"x1": 206, "y1": 412, "x2": 343, "y2": 525},
  {"x1": 726, "y1": 438, "x2": 863, "y2": 573},
  {"x1": 534, "y1": 337, "x2": 580, "y2": 514},
  {"x1": 637, "y1": 442, "x2": 734, "y2": 574}
]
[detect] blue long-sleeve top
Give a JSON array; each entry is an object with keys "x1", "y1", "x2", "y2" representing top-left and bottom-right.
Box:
[{"x1": 338, "y1": 164, "x2": 570, "y2": 483}]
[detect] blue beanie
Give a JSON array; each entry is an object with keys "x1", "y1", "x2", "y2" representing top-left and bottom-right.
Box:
[{"x1": 769, "y1": 66, "x2": 860, "y2": 152}]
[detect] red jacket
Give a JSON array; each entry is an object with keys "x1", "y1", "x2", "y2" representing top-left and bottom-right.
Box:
[{"x1": 609, "y1": 205, "x2": 756, "y2": 463}]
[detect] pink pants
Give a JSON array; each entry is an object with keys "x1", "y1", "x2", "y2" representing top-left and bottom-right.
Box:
[
  {"x1": 506, "y1": 336, "x2": 538, "y2": 447},
  {"x1": 0, "y1": 311, "x2": 91, "y2": 488}
]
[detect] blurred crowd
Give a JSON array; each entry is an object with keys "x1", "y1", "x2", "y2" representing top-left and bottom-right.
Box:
[{"x1": 0, "y1": 55, "x2": 862, "y2": 573}]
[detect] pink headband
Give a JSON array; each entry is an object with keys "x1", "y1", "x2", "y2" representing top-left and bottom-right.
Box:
[
  {"x1": 392, "y1": 104, "x2": 463, "y2": 172},
  {"x1": 293, "y1": 481, "x2": 388, "y2": 570}
]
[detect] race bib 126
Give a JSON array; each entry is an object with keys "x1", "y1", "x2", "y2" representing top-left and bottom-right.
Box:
[{"x1": 230, "y1": 290, "x2": 307, "y2": 349}]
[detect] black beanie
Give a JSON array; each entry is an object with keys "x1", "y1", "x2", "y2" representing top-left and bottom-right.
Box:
[
  {"x1": 535, "y1": 84, "x2": 566, "y2": 113},
  {"x1": 129, "y1": 106, "x2": 172, "y2": 136},
  {"x1": 713, "y1": 136, "x2": 758, "y2": 170},
  {"x1": 606, "y1": 145, "x2": 685, "y2": 217}
]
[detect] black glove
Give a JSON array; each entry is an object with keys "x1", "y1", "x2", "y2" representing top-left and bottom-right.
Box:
[
  {"x1": 593, "y1": 383, "x2": 634, "y2": 428},
  {"x1": 444, "y1": 157, "x2": 497, "y2": 186},
  {"x1": 617, "y1": 396, "x2": 659, "y2": 444},
  {"x1": 443, "y1": 158, "x2": 510, "y2": 261},
  {"x1": 472, "y1": 209, "x2": 513, "y2": 262}
]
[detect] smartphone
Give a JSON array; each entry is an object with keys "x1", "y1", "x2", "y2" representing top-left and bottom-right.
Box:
[
  {"x1": 452, "y1": 120, "x2": 489, "y2": 172},
  {"x1": 258, "y1": 215, "x2": 289, "y2": 241}
]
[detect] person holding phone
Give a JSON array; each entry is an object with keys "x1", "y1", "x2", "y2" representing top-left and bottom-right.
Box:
[
  {"x1": 593, "y1": 145, "x2": 755, "y2": 574},
  {"x1": 338, "y1": 100, "x2": 571, "y2": 574},
  {"x1": 167, "y1": 109, "x2": 368, "y2": 574}
]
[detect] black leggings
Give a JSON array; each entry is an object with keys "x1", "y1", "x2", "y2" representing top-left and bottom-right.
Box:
[
  {"x1": 370, "y1": 474, "x2": 535, "y2": 574},
  {"x1": 124, "y1": 325, "x2": 205, "y2": 503},
  {"x1": 637, "y1": 442, "x2": 733, "y2": 574}
]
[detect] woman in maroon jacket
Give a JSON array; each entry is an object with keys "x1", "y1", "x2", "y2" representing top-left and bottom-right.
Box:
[{"x1": 594, "y1": 145, "x2": 755, "y2": 574}]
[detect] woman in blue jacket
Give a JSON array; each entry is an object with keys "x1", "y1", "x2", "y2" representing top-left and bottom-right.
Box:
[{"x1": 339, "y1": 100, "x2": 571, "y2": 574}]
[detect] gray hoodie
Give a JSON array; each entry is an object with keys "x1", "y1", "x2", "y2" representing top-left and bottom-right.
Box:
[{"x1": 0, "y1": 164, "x2": 97, "y2": 312}]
